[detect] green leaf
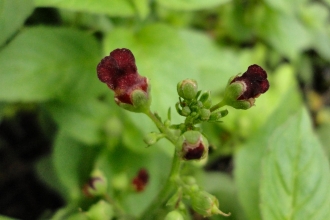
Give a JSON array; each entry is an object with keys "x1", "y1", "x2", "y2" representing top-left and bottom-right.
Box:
[
  {"x1": 263, "y1": 0, "x2": 307, "y2": 14},
  {"x1": 255, "y1": 7, "x2": 310, "y2": 60},
  {"x1": 0, "y1": 0, "x2": 34, "y2": 46},
  {"x1": 131, "y1": 0, "x2": 150, "y2": 19},
  {"x1": 156, "y1": 0, "x2": 231, "y2": 11},
  {"x1": 0, "y1": 27, "x2": 101, "y2": 102},
  {"x1": 178, "y1": 29, "x2": 240, "y2": 93},
  {"x1": 53, "y1": 131, "x2": 99, "y2": 200},
  {"x1": 34, "y1": 0, "x2": 135, "y2": 17},
  {"x1": 260, "y1": 108, "x2": 330, "y2": 220},
  {"x1": 235, "y1": 85, "x2": 302, "y2": 220},
  {"x1": 45, "y1": 99, "x2": 111, "y2": 145}
]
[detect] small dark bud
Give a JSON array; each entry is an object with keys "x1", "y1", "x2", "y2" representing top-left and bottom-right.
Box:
[
  {"x1": 132, "y1": 168, "x2": 149, "y2": 192},
  {"x1": 177, "y1": 131, "x2": 209, "y2": 160}
]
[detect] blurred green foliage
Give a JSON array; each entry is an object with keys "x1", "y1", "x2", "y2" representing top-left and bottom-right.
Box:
[{"x1": 1, "y1": 0, "x2": 330, "y2": 219}]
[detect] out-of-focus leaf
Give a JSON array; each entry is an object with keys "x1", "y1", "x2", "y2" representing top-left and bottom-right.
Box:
[
  {"x1": 235, "y1": 83, "x2": 302, "y2": 220},
  {"x1": 156, "y1": 0, "x2": 231, "y2": 11},
  {"x1": 300, "y1": 3, "x2": 330, "y2": 61},
  {"x1": 260, "y1": 108, "x2": 330, "y2": 220},
  {"x1": 96, "y1": 145, "x2": 172, "y2": 216},
  {"x1": 53, "y1": 131, "x2": 99, "y2": 200},
  {"x1": 45, "y1": 99, "x2": 111, "y2": 145},
  {"x1": 179, "y1": 29, "x2": 240, "y2": 92},
  {"x1": 131, "y1": 0, "x2": 150, "y2": 19},
  {"x1": 201, "y1": 172, "x2": 246, "y2": 220},
  {"x1": 0, "y1": 27, "x2": 101, "y2": 102},
  {"x1": 0, "y1": 0, "x2": 34, "y2": 46},
  {"x1": 34, "y1": 0, "x2": 135, "y2": 17},
  {"x1": 255, "y1": 7, "x2": 310, "y2": 60},
  {"x1": 263, "y1": 0, "x2": 307, "y2": 14}
]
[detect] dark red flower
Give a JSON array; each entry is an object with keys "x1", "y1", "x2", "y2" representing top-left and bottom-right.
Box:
[
  {"x1": 96, "y1": 49, "x2": 150, "y2": 110},
  {"x1": 231, "y1": 64, "x2": 269, "y2": 100},
  {"x1": 132, "y1": 169, "x2": 149, "y2": 192}
]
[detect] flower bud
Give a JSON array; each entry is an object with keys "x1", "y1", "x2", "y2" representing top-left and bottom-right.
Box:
[
  {"x1": 97, "y1": 48, "x2": 151, "y2": 113},
  {"x1": 200, "y1": 109, "x2": 210, "y2": 121},
  {"x1": 190, "y1": 191, "x2": 230, "y2": 217},
  {"x1": 181, "y1": 106, "x2": 191, "y2": 116},
  {"x1": 164, "y1": 210, "x2": 185, "y2": 220},
  {"x1": 177, "y1": 79, "x2": 198, "y2": 100},
  {"x1": 143, "y1": 132, "x2": 165, "y2": 146},
  {"x1": 132, "y1": 168, "x2": 149, "y2": 192},
  {"x1": 177, "y1": 131, "x2": 209, "y2": 160},
  {"x1": 85, "y1": 200, "x2": 114, "y2": 220},
  {"x1": 222, "y1": 64, "x2": 269, "y2": 109},
  {"x1": 83, "y1": 169, "x2": 107, "y2": 197},
  {"x1": 209, "y1": 109, "x2": 228, "y2": 121}
]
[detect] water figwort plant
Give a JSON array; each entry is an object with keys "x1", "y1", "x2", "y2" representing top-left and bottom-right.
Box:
[{"x1": 96, "y1": 48, "x2": 269, "y2": 219}]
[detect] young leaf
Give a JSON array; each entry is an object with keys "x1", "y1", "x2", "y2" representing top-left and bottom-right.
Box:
[{"x1": 260, "y1": 108, "x2": 330, "y2": 220}]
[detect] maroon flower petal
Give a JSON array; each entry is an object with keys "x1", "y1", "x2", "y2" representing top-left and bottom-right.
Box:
[
  {"x1": 132, "y1": 169, "x2": 149, "y2": 192},
  {"x1": 231, "y1": 64, "x2": 269, "y2": 100},
  {"x1": 96, "y1": 48, "x2": 137, "y2": 90},
  {"x1": 114, "y1": 75, "x2": 148, "y2": 105},
  {"x1": 183, "y1": 143, "x2": 205, "y2": 160}
]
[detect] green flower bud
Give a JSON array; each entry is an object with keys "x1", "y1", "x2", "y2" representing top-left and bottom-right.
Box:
[
  {"x1": 199, "y1": 91, "x2": 210, "y2": 103},
  {"x1": 177, "y1": 79, "x2": 198, "y2": 100},
  {"x1": 164, "y1": 210, "x2": 185, "y2": 220},
  {"x1": 83, "y1": 169, "x2": 107, "y2": 197},
  {"x1": 143, "y1": 132, "x2": 165, "y2": 146},
  {"x1": 209, "y1": 109, "x2": 228, "y2": 121},
  {"x1": 116, "y1": 88, "x2": 151, "y2": 113},
  {"x1": 190, "y1": 191, "x2": 230, "y2": 217},
  {"x1": 177, "y1": 131, "x2": 209, "y2": 160},
  {"x1": 85, "y1": 200, "x2": 114, "y2": 220},
  {"x1": 181, "y1": 106, "x2": 191, "y2": 116},
  {"x1": 200, "y1": 108, "x2": 211, "y2": 120}
]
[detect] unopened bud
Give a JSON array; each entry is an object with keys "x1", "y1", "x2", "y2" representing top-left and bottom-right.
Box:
[
  {"x1": 83, "y1": 169, "x2": 107, "y2": 197},
  {"x1": 164, "y1": 210, "x2": 185, "y2": 220},
  {"x1": 200, "y1": 109, "x2": 211, "y2": 120},
  {"x1": 143, "y1": 132, "x2": 165, "y2": 146},
  {"x1": 177, "y1": 131, "x2": 209, "y2": 160},
  {"x1": 190, "y1": 191, "x2": 230, "y2": 217},
  {"x1": 85, "y1": 200, "x2": 114, "y2": 220},
  {"x1": 177, "y1": 79, "x2": 198, "y2": 100}
]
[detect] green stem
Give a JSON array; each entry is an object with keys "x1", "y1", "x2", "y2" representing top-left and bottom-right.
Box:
[
  {"x1": 210, "y1": 100, "x2": 226, "y2": 112},
  {"x1": 145, "y1": 109, "x2": 177, "y2": 144},
  {"x1": 138, "y1": 110, "x2": 182, "y2": 220}
]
